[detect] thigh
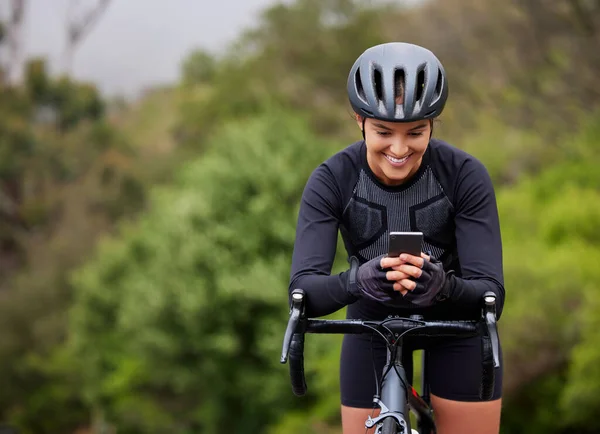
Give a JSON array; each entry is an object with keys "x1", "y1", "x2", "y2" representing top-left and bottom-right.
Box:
[
  {"x1": 340, "y1": 334, "x2": 391, "y2": 434},
  {"x1": 341, "y1": 406, "x2": 380, "y2": 434},
  {"x1": 429, "y1": 395, "x2": 502, "y2": 434},
  {"x1": 340, "y1": 333, "x2": 388, "y2": 409},
  {"x1": 425, "y1": 334, "x2": 503, "y2": 401},
  {"x1": 425, "y1": 335, "x2": 503, "y2": 434}
]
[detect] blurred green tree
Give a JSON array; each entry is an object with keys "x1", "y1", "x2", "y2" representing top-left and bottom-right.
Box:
[{"x1": 68, "y1": 110, "x2": 344, "y2": 433}]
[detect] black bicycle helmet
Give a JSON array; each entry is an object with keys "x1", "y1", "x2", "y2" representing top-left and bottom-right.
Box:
[{"x1": 347, "y1": 42, "x2": 448, "y2": 122}]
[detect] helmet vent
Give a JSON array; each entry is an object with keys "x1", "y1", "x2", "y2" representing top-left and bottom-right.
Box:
[
  {"x1": 434, "y1": 69, "x2": 443, "y2": 97},
  {"x1": 373, "y1": 68, "x2": 383, "y2": 101},
  {"x1": 394, "y1": 68, "x2": 405, "y2": 103},
  {"x1": 355, "y1": 68, "x2": 366, "y2": 102},
  {"x1": 416, "y1": 68, "x2": 425, "y2": 102}
]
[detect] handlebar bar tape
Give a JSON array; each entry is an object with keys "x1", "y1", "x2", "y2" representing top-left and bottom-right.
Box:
[{"x1": 289, "y1": 332, "x2": 307, "y2": 396}]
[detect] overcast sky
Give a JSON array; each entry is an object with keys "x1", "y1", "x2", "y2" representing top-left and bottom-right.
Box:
[
  {"x1": 8, "y1": 0, "x2": 421, "y2": 98},
  {"x1": 15, "y1": 0, "x2": 282, "y2": 97}
]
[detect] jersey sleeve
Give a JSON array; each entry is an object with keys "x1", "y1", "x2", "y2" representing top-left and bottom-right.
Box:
[
  {"x1": 447, "y1": 157, "x2": 506, "y2": 318},
  {"x1": 289, "y1": 164, "x2": 357, "y2": 317}
]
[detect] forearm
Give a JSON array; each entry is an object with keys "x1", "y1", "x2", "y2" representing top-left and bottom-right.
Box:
[
  {"x1": 448, "y1": 274, "x2": 505, "y2": 318},
  {"x1": 289, "y1": 271, "x2": 357, "y2": 318}
]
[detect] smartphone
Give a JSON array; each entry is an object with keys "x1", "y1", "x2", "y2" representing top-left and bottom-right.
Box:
[{"x1": 388, "y1": 232, "x2": 423, "y2": 257}]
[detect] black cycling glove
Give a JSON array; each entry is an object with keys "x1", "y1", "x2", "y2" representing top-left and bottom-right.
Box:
[
  {"x1": 403, "y1": 255, "x2": 454, "y2": 307},
  {"x1": 347, "y1": 255, "x2": 400, "y2": 304}
]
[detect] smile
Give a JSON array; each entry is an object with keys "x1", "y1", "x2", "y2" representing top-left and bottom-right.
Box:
[{"x1": 384, "y1": 153, "x2": 412, "y2": 166}]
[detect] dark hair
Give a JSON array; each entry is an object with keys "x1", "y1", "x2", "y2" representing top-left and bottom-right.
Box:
[{"x1": 372, "y1": 68, "x2": 428, "y2": 109}]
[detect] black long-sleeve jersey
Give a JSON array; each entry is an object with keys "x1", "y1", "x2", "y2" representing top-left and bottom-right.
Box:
[{"x1": 289, "y1": 138, "x2": 505, "y2": 321}]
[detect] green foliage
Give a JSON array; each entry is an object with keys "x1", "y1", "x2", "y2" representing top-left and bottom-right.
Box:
[
  {"x1": 493, "y1": 114, "x2": 600, "y2": 434},
  {"x1": 0, "y1": 50, "x2": 148, "y2": 434},
  {"x1": 68, "y1": 110, "x2": 341, "y2": 433},
  {"x1": 24, "y1": 58, "x2": 50, "y2": 102},
  {"x1": 0, "y1": 77, "x2": 38, "y2": 183},
  {"x1": 173, "y1": 0, "x2": 386, "y2": 148},
  {"x1": 50, "y1": 76, "x2": 105, "y2": 130},
  {"x1": 181, "y1": 49, "x2": 217, "y2": 86},
  {"x1": 20, "y1": 58, "x2": 105, "y2": 130},
  {"x1": 554, "y1": 116, "x2": 600, "y2": 430}
]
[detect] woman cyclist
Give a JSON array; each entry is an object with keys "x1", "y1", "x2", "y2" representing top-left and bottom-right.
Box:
[{"x1": 289, "y1": 42, "x2": 504, "y2": 434}]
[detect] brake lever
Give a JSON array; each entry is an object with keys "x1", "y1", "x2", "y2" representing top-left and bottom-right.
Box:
[
  {"x1": 483, "y1": 291, "x2": 500, "y2": 368},
  {"x1": 280, "y1": 288, "x2": 306, "y2": 363}
]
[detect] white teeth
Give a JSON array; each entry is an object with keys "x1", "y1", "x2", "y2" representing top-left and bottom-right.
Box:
[{"x1": 386, "y1": 154, "x2": 410, "y2": 163}]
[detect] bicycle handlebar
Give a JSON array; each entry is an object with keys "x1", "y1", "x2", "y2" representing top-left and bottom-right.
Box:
[{"x1": 280, "y1": 288, "x2": 501, "y2": 401}]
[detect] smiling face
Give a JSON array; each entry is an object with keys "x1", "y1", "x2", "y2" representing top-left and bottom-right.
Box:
[{"x1": 357, "y1": 115, "x2": 432, "y2": 186}]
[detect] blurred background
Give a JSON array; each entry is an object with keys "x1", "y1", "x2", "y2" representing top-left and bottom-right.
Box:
[{"x1": 0, "y1": 0, "x2": 599, "y2": 433}]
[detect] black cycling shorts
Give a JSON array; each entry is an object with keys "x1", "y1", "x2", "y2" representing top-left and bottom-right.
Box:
[{"x1": 340, "y1": 332, "x2": 503, "y2": 407}]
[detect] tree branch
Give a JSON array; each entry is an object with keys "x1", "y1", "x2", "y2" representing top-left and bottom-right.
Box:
[
  {"x1": 67, "y1": 0, "x2": 111, "y2": 45},
  {"x1": 3, "y1": 0, "x2": 27, "y2": 83},
  {"x1": 63, "y1": 0, "x2": 112, "y2": 73}
]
